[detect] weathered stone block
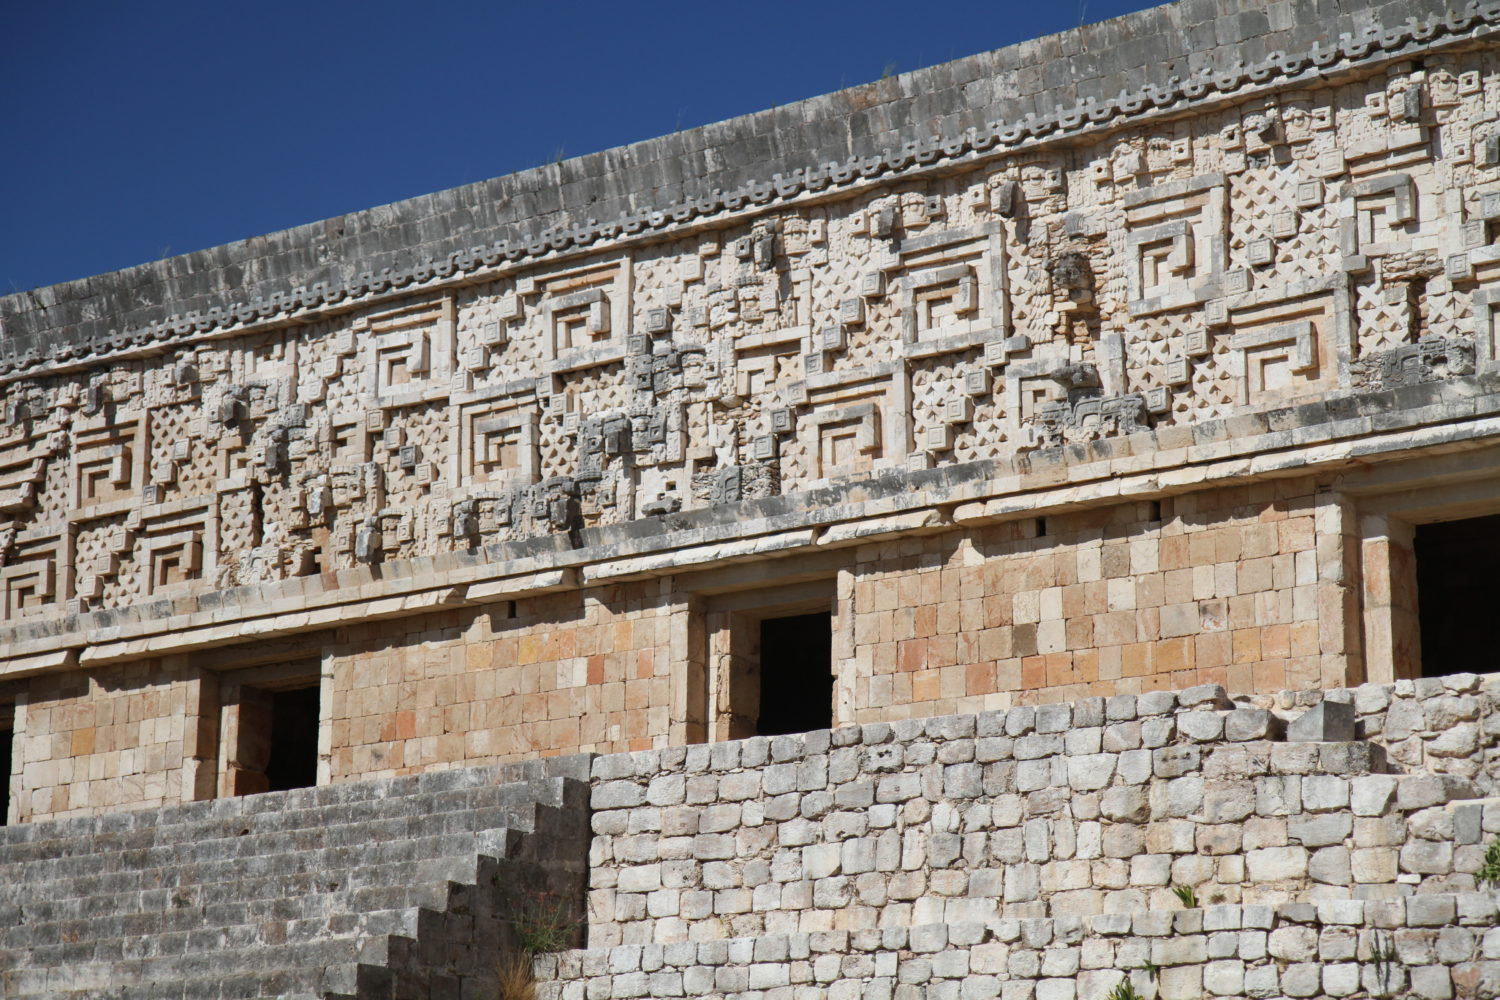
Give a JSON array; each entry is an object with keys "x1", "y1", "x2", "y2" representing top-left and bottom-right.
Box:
[{"x1": 1286, "y1": 702, "x2": 1356, "y2": 743}]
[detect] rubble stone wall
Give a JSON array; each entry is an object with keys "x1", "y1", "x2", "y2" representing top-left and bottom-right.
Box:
[
  {"x1": 538, "y1": 897, "x2": 1500, "y2": 1000},
  {"x1": 583, "y1": 675, "x2": 1500, "y2": 951},
  {"x1": 544, "y1": 674, "x2": 1500, "y2": 999}
]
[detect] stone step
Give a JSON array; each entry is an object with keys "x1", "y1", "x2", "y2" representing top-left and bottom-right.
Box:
[
  {"x1": 6, "y1": 943, "x2": 369, "y2": 999},
  {"x1": 2, "y1": 900, "x2": 442, "y2": 968},
  {"x1": 9, "y1": 936, "x2": 360, "y2": 985},
  {"x1": 0, "y1": 779, "x2": 555, "y2": 867},
  {"x1": 0, "y1": 764, "x2": 589, "y2": 1000},
  {"x1": 0, "y1": 757, "x2": 581, "y2": 852},
  {"x1": 0, "y1": 853, "x2": 500, "y2": 954},
  {"x1": 0, "y1": 804, "x2": 537, "y2": 891},
  {"x1": 0, "y1": 823, "x2": 546, "y2": 951},
  {"x1": 0, "y1": 836, "x2": 507, "y2": 923}
]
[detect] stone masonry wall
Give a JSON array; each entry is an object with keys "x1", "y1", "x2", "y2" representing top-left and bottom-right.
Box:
[
  {"x1": 328, "y1": 579, "x2": 681, "y2": 778},
  {"x1": 529, "y1": 673, "x2": 1500, "y2": 999},
  {"x1": 841, "y1": 478, "x2": 1342, "y2": 722},
  {"x1": 539, "y1": 896, "x2": 1500, "y2": 1000},
  {"x1": 0, "y1": 475, "x2": 1431, "y2": 823},
  {"x1": 583, "y1": 674, "x2": 1500, "y2": 951},
  {"x1": 11, "y1": 659, "x2": 215, "y2": 823}
]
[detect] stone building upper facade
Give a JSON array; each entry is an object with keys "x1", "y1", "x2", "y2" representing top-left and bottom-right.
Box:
[{"x1": 1, "y1": 0, "x2": 1499, "y2": 823}]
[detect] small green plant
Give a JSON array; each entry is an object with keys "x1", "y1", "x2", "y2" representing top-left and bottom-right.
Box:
[
  {"x1": 1107, "y1": 976, "x2": 1147, "y2": 1000},
  {"x1": 508, "y1": 890, "x2": 579, "y2": 955},
  {"x1": 1367, "y1": 929, "x2": 1399, "y2": 998},
  {"x1": 1476, "y1": 837, "x2": 1500, "y2": 887},
  {"x1": 1171, "y1": 884, "x2": 1198, "y2": 908},
  {"x1": 1139, "y1": 960, "x2": 1160, "y2": 983}
]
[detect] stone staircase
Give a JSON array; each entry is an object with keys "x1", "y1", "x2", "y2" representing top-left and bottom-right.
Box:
[{"x1": 0, "y1": 756, "x2": 591, "y2": 999}]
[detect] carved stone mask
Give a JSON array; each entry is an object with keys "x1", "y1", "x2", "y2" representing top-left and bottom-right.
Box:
[{"x1": 1050, "y1": 251, "x2": 1092, "y2": 292}]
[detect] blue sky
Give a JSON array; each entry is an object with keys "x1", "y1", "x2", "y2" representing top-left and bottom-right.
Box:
[{"x1": 1, "y1": 1, "x2": 1157, "y2": 294}]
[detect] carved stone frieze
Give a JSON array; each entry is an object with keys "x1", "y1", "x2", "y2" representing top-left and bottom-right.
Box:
[{"x1": 1348, "y1": 336, "x2": 1477, "y2": 389}]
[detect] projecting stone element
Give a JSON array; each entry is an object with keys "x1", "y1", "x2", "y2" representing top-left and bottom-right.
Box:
[
  {"x1": 1287, "y1": 701, "x2": 1357, "y2": 743},
  {"x1": 1179, "y1": 683, "x2": 1232, "y2": 709},
  {"x1": 1226, "y1": 708, "x2": 1283, "y2": 742}
]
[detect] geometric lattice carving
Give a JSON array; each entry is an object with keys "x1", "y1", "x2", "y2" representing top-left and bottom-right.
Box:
[{"x1": 1126, "y1": 173, "x2": 1228, "y2": 315}]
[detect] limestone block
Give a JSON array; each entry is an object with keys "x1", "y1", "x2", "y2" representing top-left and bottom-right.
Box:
[
  {"x1": 1308, "y1": 846, "x2": 1352, "y2": 885},
  {"x1": 594, "y1": 781, "x2": 647, "y2": 809},
  {"x1": 1351, "y1": 847, "x2": 1398, "y2": 883},
  {"x1": 1409, "y1": 964, "x2": 1454, "y2": 1000},
  {"x1": 1101, "y1": 786, "x2": 1149, "y2": 823},
  {"x1": 1137, "y1": 692, "x2": 1177, "y2": 717},
  {"x1": 1400, "y1": 841, "x2": 1455, "y2": 875},
  {"x1": 1320, "y1": 742, "x2": 1388, "y2": 775},
  {"x1": 1409, "y1": 806, "x2": 1456, "y2": 842},
  {"x1": 1269, "y1": 925, "x2": 1320, "y2": 961},
  {"x1": 1201, "y1": 782, "x2": 1254, "y2": 824},
  {"x1": 1286, "y1": 702, "x2": 1356, "y2": 742},
  {"x1": 1322, "y1": 963, "x2": 1361, "y2": 997},
  {"x1": 1203, "y1": 959, "x2": 1244, "y2": 996},
  {"x1": 1153, "y1": 746, "x2": 1200, "y2": 779},
  {"x1": 1428, "y1": 724, "x2": 1480, "y2": 758},
  {"x1": 1224, "y1": 708, "x2": 1282, "y2": 742},
  {"x1": 1408, "y1": 895, "x2": 1459, "y2": 927},
  {"x1": 1351, "y1": 775, "x2": 1398, "y2": 816},
  {"x1": 1243, "y1": 964, "x2": 1279, "y2": 996},
  {"x1": 1301, "y1": 775, "x2": 1350, "y2": 812},
  {"x1": 1178, "y1": 685, "x2": 1231, "y2": 709},
  {"x1": 1177, "y1": 711, "x2": 1224, "y2": 743},
  {"x1": 1129, "y1": 854, "x2": 1172, "y2": 886},
  {"x1": 1066, "y1": 755, "x2": 1116, "y2": 791},
  {"x1": 1247, "y1": 846, "x2": 1309, "y2": 882}
]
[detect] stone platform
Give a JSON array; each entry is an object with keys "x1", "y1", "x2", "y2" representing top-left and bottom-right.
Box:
[
  {"x1": 6, "y1": 674, "x2": 1500, "y2": 998},
  {"x1": 548, "y1": 674, "x2": 1500, "y2": 999}
]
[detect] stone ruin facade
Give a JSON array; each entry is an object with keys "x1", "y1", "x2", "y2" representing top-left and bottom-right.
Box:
[{"x1": 4, "y1": 0, "x2": 1500, "y2": 995}]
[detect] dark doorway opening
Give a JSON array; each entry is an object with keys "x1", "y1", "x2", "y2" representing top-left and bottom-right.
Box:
[
  {"x1": 0, "y1": 726, "x2": 10, "y2": 825},
  {"x1": 756, "y1": 612, "x2": 833, "y2": 735},
  {"x1": 1415, "y1": 514, "x2": 1500, "y2": 677},
  {"x1": 264, "y1": 685, "x2": 320, "y2": 792}
]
